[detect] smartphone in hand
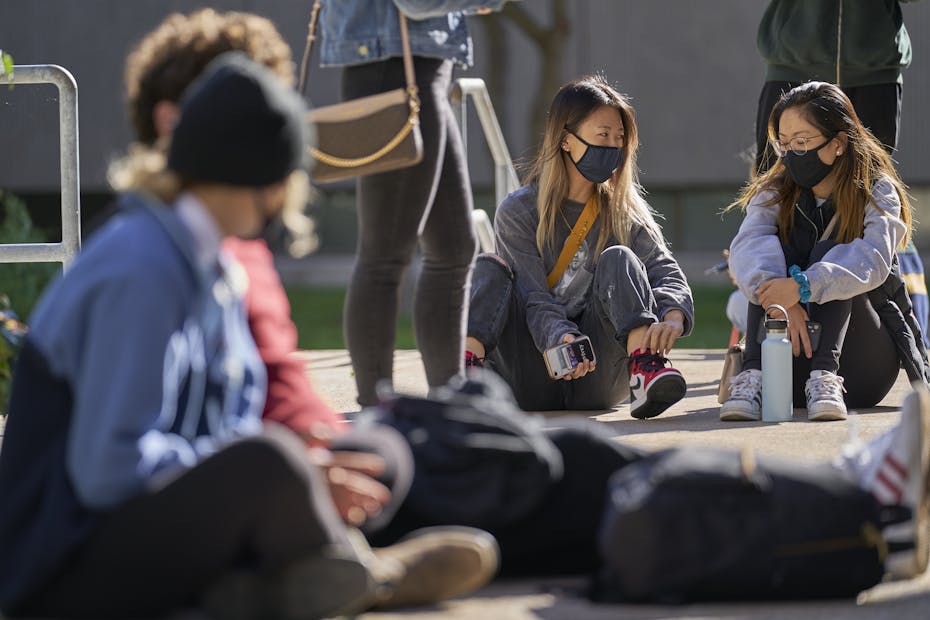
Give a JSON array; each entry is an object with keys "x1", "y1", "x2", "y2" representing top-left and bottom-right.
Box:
[{"x1": 543, "y1": 336, "x2": 596, "y2": 379}]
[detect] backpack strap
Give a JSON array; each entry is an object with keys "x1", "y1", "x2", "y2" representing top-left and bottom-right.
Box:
[{"x1": 546, "y1": 193, "x2": 599, "y2": 289}]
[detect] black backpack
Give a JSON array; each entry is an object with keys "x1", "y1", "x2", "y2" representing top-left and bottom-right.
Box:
[
  {"x1": 360, "y1": 369, "x2": 563, "y2": 530},
  {"x1": 593, "y1": 447, "x2": 894, "y2": 603}
]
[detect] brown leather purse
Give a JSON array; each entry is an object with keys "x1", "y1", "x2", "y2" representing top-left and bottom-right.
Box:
[{"x1": 298, "y1": 0, "x2": 424, "y2": 183}]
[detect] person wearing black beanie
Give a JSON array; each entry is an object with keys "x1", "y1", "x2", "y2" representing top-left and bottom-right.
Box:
[
  {"x1": 0, "y1": 52, "x2": 382, "y2": 620},
  {"x1": 168, "y1": 51, "x2": 309, "y2": 189}
]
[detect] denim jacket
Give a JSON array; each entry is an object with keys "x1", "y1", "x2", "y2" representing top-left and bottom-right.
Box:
[{"x1": 320, "y1": 0, "x2": 507, "y2": 68}]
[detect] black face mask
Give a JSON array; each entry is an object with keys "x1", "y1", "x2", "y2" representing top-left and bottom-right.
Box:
[
  {"x1": 782, "y1": 136, "x2": 836, "y2": 189},
  {"x1": 567, "y1": 130, "x2": 623, "y2": 184}
]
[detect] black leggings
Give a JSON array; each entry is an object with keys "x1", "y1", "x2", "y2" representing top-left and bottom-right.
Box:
[
  {"x1": 742, "y1": 242, "x2": 900, "y2": 408},
  {"x1": 20, "y1": 425, "x2": 351, "y2": 619},
  {"x1": 341, "y1": 56, "x2": 477, "y2": 406}
]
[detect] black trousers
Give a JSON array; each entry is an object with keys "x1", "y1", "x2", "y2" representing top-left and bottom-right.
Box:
[
  {"x1": 18, "y1": 425, "x2": 353, "y2": 619},
  {"x1": 467, "y1": 248, "x2": 658, "y2": 411},
  {"x1": 755, "y1": 80, "x2": 902, "y2": 174},
  {"x1": 742, "y1": 242, "x2": 900, "y2": 408},
  {"x1": 342, "y1": 56, "x2": 477, "y2": 406}
]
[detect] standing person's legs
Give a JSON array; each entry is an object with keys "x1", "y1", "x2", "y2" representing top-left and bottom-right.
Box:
[
  {"x1": 415, "y1": 62, "x2": 478, "y2": 391},
  {"x1": 22, "y1": 425, "x2": 364, "y2": 619},
  {"x1": 843, "y1": 83, "x2": 902, "y2": 152},
  {"x1": 342, "y1": 57, "x2": 450, "y2": 406},
  {"x1": 468, "y1": 254, "x2": 567, "y2": 410},
  {"x1": 755, "y1": 81, "x2": 798, "y2": 175}
]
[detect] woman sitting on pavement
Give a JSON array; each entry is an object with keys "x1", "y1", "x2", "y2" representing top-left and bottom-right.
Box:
[
  {"x1": 722, "y1": 81, "x2": 926, "y2": 422},
  {"x1": 465, "y1": 74, "x2": 693, "y2": 418}
]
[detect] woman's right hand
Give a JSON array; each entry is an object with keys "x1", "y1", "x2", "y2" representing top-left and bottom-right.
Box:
[
  {"x1": 784, "y1": 304, "x2": 813, "y2": 359},
  {"x1": 558, "y1": 333, "x2": 596, "y2": 381}
]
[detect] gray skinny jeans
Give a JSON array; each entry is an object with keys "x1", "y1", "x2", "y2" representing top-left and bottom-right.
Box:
[
  {"x1": 467, "y1": 247, "x2": 658, "y2": 410},
  {"x1": 342, "y1": 57, "x2": 477, "y2": 406}
]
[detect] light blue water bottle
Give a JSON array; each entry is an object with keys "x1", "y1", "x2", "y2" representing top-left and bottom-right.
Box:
[{"x1": 761, "y1": 304, "x2": 793, "y2": 422}]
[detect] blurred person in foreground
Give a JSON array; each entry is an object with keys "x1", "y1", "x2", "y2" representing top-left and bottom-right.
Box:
[
  {"x1": 0, "y1": 53, "x2": 386, "y2": 620},
  {"x1": 109, "y1": 7, "x2": 499, "y2": 612}
]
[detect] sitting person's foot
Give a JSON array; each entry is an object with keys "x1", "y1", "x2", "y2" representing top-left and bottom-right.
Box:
[
  {"x1": 720, "y1": 368, "x2": 762, "y2": 421},
  {"x1": 465, "y1": 350, "x2": 485, "y2": 370},
  {"x1": 806, "y1": 370, "x2": 848, "y2": 421},
  {"x1": 369, "y1": 526, "x2": 499, "y2": 609},
  {"x1": 836, "y1": 385, "x2": 929, "y2": 579},
  {"x1": 202, "y1": 542, "x2": 377, "y2": 620},
  {"x1": 628, "y1": 348, "x2": 686, "y2": 419}
]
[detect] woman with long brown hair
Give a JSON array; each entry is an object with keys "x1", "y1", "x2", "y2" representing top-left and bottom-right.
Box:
[
  {"x1": 722, "y1": 81, "x2": 925, "y2": 422},
  {"x1": 464, "y1": 75, "x2": 693, "y2": 418}
]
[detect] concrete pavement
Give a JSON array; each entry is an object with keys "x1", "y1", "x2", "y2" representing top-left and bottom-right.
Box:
[
  {"x1": 300, "y1": 348, "x2": 930, "y2": 620},
  {"x1": 0, "y1": 349, "x2": 924, "y2": 618}
]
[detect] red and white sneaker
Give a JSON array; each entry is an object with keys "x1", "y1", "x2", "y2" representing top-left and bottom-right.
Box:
[
  {"x1": 836, "y1": 383, "x2": 930, "y2": 579},
  {"x1": 628, "y1": 348, "x2": 687, "y2": 419}
]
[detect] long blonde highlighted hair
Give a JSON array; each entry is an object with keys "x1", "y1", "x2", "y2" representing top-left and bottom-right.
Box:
[
  {"x1": 730, "y1": 81, "x2": 912, "y2": 248},
  {"x1": 525, "y1": 75, "x2": 662, "y2": 257}
]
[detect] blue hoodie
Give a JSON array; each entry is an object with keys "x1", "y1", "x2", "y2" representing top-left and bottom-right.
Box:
[{"x1": 0, "y1": 193, "x2": 265, "y2": 612}]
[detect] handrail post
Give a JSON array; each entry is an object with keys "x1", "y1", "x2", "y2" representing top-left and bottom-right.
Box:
[
  {"x1": 451, "y1": 78, "x2": 519, "y2": 252},
  {"x1": 0, "y1": 65, "x2": 81, "y2": 269}
]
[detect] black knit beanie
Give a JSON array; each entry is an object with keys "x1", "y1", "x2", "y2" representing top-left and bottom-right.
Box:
[{"x1": 167, "y1": 52, "x2": 309, "y2": 186}]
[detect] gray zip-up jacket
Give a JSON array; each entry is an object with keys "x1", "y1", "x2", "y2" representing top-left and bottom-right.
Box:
[
  {"x1": 494, "y1": 185, "x2": 694, "y2": 353},
  {"x1": 729, "y1": 177, "x2": 906, "y2": 304}
]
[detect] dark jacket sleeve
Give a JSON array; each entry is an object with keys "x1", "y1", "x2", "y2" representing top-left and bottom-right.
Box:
[{"x1": 629, "y1": 223, "x2": 695, "y2": 336}]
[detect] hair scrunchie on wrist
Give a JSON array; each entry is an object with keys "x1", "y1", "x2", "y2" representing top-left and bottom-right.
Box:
[{"x1": 788, "y1": 264, "x2": 811, "y2": 304}]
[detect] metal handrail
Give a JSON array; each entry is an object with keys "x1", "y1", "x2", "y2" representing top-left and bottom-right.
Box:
[
  {"x1": 450, "y1": 78, "x2": 519, "y2": 252},
  {"x1": 0, "y1": 65, "x2": 81, "y2": 268}
]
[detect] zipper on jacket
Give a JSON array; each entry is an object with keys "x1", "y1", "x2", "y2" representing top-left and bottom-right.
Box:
[{"x1": 835, "y1": 1, "x2": 843, "y2": 86}]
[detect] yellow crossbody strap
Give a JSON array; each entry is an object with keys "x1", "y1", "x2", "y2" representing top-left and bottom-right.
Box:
[{"x1": 546, "y1": 193, "x2": 599, "y2": 290}]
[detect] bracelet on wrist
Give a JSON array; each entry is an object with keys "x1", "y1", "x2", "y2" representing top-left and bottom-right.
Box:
[{"x1": 788, "y1": 264, "x2": 812, "y2": 304}]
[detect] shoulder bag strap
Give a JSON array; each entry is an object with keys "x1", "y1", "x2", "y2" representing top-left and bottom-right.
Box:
[
  {"x1": 820, "y1": 213, "x2": 838, "y2": 242},
  {"x1": 546, "y1": 193, "x2": 600, "y2": 290}
]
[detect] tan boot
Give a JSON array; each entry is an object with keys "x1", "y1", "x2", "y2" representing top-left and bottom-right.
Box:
[{"x1": 369, "y1": 526, "x2": 500, "y2": 609}]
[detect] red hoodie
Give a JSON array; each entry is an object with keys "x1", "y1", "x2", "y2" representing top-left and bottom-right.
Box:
[{"x1": 223, "y1": 238, "x2": 346, "y2": 439}]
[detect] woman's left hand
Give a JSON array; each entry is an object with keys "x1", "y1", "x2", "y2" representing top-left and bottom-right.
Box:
[
  {"x1": 756, "y1": 277, "x2": 801, "y2": 312},
  {"x1": 640, "y1": 310, "x2": 685, "y2": 357}
]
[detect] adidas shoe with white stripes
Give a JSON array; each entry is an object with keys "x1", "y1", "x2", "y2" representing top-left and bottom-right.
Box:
[{"x1": 836, "y1": 384, "x2": 930, "y2": 579}]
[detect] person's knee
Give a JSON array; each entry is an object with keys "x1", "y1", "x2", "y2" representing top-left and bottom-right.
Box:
[
  {"x1": 229, "y1": 426, "x2": 325, "y2": 500},
  {"x1": 595, "y1": 245, "x2": 641, "y2": 279},
  {"x1": 475, "y1": 252, "x2": 513, "y2": 279}
]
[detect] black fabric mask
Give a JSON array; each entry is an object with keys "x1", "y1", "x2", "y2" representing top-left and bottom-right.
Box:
[
  {"x1": 782, "y1": 136, "x2": 836, "y2": 189},
  {"x1": 567, "y1": 131, "x2": 623, "y2": 184}
]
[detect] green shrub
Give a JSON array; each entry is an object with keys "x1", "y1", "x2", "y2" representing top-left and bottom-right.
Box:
[
  {"x1": 0, "y1": 191, "x2": 59, "y2": 319},
  {"x1": 0, "y1": 297, "x2": 27, "y2": 415}
]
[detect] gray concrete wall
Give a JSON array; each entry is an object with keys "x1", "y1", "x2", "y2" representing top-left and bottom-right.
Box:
[{"x1": 1, "y1": 1, "x2": 928, "y2": 192}]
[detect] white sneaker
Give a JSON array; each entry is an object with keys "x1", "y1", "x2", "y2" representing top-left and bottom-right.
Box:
[
  {"x1": 806, "y1": 370, "x2": 847, "y2": 421},
  {"x1": 836, "y1": 385, "x2": 930, "y2": 579},
  {"x1": 720, "y1": 369, "x2": 762, "y2": 421}
]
